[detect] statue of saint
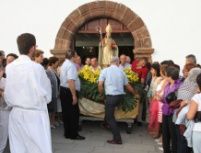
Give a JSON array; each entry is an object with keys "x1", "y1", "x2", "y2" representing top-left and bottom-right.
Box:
[{"x1": 98, "y1": 24, "x2": 119, "y2": 67}]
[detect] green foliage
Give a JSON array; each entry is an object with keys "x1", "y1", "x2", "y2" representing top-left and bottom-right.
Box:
[
  {"x1": 79, "y1": 78, "x2": 103, "y2": 103},
  {"x1": 79, "y1": 78, "x2": 140, "y2": 112}
]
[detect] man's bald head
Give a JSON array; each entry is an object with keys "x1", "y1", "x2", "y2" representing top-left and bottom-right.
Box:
[{"x1": 120, "y1": 54, "x2": 127, "y2": 65}]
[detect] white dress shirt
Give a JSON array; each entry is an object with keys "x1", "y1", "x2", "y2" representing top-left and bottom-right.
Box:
[
  {"x1": 4, "y1": 55, "x2": 52, "y2": 111},
  {"x1": 99, "y1": 65, "x2": 128, "y2": 95},
  {"x1": 60, "y1": 59, "x2": 80, "y2": 91}
]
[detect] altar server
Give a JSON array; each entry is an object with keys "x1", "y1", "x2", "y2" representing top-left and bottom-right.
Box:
[{"x1": 4, "y1": 33, "x2": 52, "y2": 153}]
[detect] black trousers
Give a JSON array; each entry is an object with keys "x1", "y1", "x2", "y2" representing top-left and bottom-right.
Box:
[
  {"x1": 162, "y1": 115, "x2": 177, "y2": 153},
  {"x1": 60, "y1": 87, "x2": 80, "y2": 138},
  {"x1": 176, "y1": 125, "x2": 192, "y2": 153},
  {"x1": 105, "y1": 95, "x2": 124, "y2": 141}
]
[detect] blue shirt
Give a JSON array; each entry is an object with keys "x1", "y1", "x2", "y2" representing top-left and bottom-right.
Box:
[
  {"x1": 99, "y1": 65, "x2": 128, "y2": 95},
  {"x1": 60, "y1": 59, "x2": 80, "y2": 91}
]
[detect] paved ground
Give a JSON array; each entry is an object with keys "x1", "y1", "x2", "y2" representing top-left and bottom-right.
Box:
[
  {"x1": 52, "y1": 121, "x2": 161, "y2": 153},
  {"x1": 4, "y1": 121, "x2": 161, "y2": 153}
]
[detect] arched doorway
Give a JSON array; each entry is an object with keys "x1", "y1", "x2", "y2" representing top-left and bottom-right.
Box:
[
  {"x1": 51, "y1": 1, "x2": 154, "y2": 61},
  {"x1": 75, "y1": 17, "x2": 134, "y2": 64}
]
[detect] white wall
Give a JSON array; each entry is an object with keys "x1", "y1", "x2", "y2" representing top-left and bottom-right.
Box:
[{"x1": 0, "y1": 0, "x2": 201, "y2": 67}]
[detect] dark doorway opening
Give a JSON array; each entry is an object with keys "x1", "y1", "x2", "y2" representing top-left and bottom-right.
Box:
[{"x1": 75, "y1": 33, "x2": 134, "y2": 64}]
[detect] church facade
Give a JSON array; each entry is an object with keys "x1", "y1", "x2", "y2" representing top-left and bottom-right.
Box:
[
  {"x1": 1, "y1": 0, "x2": 200, "y2": 67},
  {"x1": 51, "y1": 1, "x2": 154, "y2": 61}
]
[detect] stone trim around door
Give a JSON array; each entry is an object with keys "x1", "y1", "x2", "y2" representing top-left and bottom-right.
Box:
[{"x1": 51, "y1": 0, "x2": 154, "y2": 61}]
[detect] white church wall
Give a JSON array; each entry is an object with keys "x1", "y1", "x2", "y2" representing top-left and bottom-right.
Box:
[{"x1": 0, "y1": 0, "x2": 201, "y2": 68}]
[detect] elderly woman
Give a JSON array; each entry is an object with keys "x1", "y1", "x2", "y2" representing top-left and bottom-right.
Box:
[
  {"x1": 187, "y1": 73, "x2": 201, "y2": 153},
  {"x1": 46, "y1": 57, "x2": 60, "y2": 128},
  {"x1": 175, "y1": 67, "x2": 201, "y2": 153}
]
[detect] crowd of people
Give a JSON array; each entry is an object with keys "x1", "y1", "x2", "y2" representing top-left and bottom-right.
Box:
[
  {"x1": 147, "y1": 55, "x2": 201, "y2": 153},
  {"x1": 0, "y1": 33, "x2": 201, "y2": 153}
]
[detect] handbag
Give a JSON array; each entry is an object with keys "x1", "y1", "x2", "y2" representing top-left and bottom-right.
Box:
[{"x1": 165, "y1": 92, "x2": 177, "y2": 104}]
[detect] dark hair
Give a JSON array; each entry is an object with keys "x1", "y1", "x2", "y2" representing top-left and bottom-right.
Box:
[
  {"x1": 173, "y1": 64, "x2": 180, "y2": 71},
  {"x1": 196, "y1": 64, "x2": 201, "y2": 69},
  {"x1": 0, "y1": 50, "x2": 5, "y2": 57},
  {"x1": 17, "y1": 33, "x2": 36, "y2": 55},
  {"x1": 58, "y1": 58, "x2": 65, "y2": 66},
  {"x1": 41, "y1": 58, "x2": 49, "y2": 68},
  {"x1": 146, "y1": 62, "x2": 152, "y2": 71},
  {"x1": 151, "y1": 62, "x2": 160, "y2": 77},
  {"x1": 6, "y1": 53, "x2": 18, "y2": 59},
  {"x1": 34, "y1": 49, "x2": 44, "y2": 58},
  {"x1": 166, "y1": 66, "x2": 179, "y2": 80},
  {"x1": 186, "y1": 54, "x2": 197, "y2": 64},
  {"x1": 48, "y1": 56, "x2": 59, "y2": 66},
  {"x1": 196, "y1": 73, "x2": 201, "y2": 91},
  {"x1": 161, "y1": 60, "x2": 174, "y2": 66},
  {"x1": 65, "y1": 50, "x2": 76, "y2": 59}
]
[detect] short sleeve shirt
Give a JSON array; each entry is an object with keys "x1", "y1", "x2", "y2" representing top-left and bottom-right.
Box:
[
  {"x1": 60, "y1": 59, "x2": 80, "y2": 91},
  {"x1": 99, "y1": 65, "x2": 128, "y2": 95}
]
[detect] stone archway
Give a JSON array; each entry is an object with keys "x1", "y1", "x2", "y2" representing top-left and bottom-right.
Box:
[{"x1": 51, "y1": 0, "x2": 154, "y2": 60}]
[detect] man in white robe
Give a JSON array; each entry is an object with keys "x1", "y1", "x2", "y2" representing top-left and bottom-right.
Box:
[{"x1": 4, "y1": 33, "x2": 52, "y2": 153}]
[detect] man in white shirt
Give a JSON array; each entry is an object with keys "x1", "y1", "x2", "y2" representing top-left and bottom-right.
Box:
[
  {"x1": 60, "y1": 50, "x2": 85, "y2": 140},
  {"x1": 4, "y1": 33, "x2": 52, "y2": 153},
  {"x1": 98, "y1": 57, "x2": 136, "y2": 145}
]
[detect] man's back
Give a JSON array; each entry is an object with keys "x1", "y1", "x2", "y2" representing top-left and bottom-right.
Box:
[
  {"x1": 99, "y1": 65, "x2": 128, "y2": 95},
  {"x1": 5, "y1": 55, "x2": 51, "y2": 110}
]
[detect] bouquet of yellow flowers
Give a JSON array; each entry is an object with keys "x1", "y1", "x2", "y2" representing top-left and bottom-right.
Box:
[
  {"x1": 79, "y1": 65, "x2": 102, "y2": 102},
  {"x1": 120, "y1": 68, "x2": 140, "y2": 111},
  {"x1": 79, "y1": 65, "x2": 100, "y2": 83},
  {"x1": 79, "y1": 66, "x2": 140, "y2": 112},
  {"x1": 123, "y1": 68, "x2": 139, "y2": 84}
]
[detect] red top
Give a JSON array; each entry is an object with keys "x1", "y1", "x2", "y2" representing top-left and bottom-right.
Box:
[{"x1": 131, "y1": 60, "x2": 148, "y2": 80}]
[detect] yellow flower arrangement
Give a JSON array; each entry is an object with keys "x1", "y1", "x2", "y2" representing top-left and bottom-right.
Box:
[
  {"x1": 79, "y1": 65, "x2": 139, "y2": 111},
  {"x1": 79, "y1": 66, "x2": 139, "y2": 84},
  {"x1": 79, "y1": 65, "x2": 100, "y2": 83},
  {"x1": 123, "y1": 67, "x2": 139, "y2": 84}
]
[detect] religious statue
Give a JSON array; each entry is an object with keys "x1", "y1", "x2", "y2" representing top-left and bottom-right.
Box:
[{"x1": 98, "y1": 24, "x2": 119, "y2": 67}]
